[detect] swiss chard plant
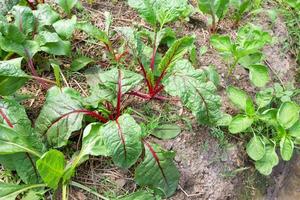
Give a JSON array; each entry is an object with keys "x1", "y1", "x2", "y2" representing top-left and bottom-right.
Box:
[
  {"x1": 230, "y1": 0, "x2": 252, "y2": 26},
  {"x1": 226, "y1": 85, "x2": 300, "y2": 175},
  {"x1": 197, "y1": 0, "x2": 230, "y2": 32},
  {"x1": 210, "y1": 24, "x2": 272, "y2": 87},
  {"x1": 0, "y1": 3, "x2": 77, "y2": 90}
]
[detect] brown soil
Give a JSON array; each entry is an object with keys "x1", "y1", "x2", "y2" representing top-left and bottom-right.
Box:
[{"x1": 19, "y1": 0, "x2": 298, "y2": 199}]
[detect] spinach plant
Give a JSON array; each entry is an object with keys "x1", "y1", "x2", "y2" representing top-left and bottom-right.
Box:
[
  {"x1": 197, "y1": 0, "x2": 230, "y2": 32},
  {"x1": 227, "y1": 86, "x2": 300, "y2": 175},
  {"x1": 230, "y1": 0, "x2": 252, "y2": 26},
  {"x1": 210, "y1": 24, "x2": 272, "y2": 87}
]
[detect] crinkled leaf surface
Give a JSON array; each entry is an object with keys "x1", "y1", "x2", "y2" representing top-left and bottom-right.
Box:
[
  {"x1": 0, "y1": 98, "x2": 44, "y2": 183},
  {"x1": 227, "y1": 86, "x2": 250, "y2": 111},
  {"x1": 81, "y1": 123, "x2": 109, "y2": 157},
  {"x1": 85, "y1": 67, "x2": 143, "y2": 106},
  {"x1": 0, "y1": 58, "x2": 29, "y2": 96},
  {"x1": 248, "y1": 64, "x2": 270, "y2": 87},
  {"x1": 35, "y1": 87, "x2": 84, "y2": 148},
  {"x1": 280, "y1": 136, "x2": 294, "y2": 161},
  {"x1": 12, "y1": 6, "x2": 35, "y2": 36},
  {"x1": 229, "y1": 114, "x2": 253, "y2": 133},
  {"x1": 255, "y1": 88, "x2": 274, "y2": 108},
  {"x1": 255, "y1": 145, "x2": 279, "y2": 175},
  {"x1": 163, "y1": 59, "x2": 222, "y2": 125},
  {"x1": 135, "y1": 142, "x2": 179, "y2": 197},
  {"x1": 246, "y1": 135, "x2": 265, "y2": 161},
  {"x1": 0, "y1": 0, "x2": 19, "y2": 15},
  {"x1": 128, "y1": 0, "x2": 191, "y2": 26},
  {"x1": 277, "y1": 101, "x2": 300, "y2": 129},
  {"x1": 36, "y1": 149, "x2": 66, "y2": 189},
  {"x1": 33, "y1": 4, "x2": 60, "y2": 28},
  {"x1": 102, "y1": 114, "x2": 142, "y2": 168}
]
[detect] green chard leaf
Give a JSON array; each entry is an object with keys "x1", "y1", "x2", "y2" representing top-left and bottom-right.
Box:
[
  {"x1": 102, "y1": 114, "x2": 142, "y2": 168},
  {"x1": 255, "y1": 88, "x2": 274, "y2": 108},
  {"x1": 288, "y1": 120, "x2": 300, "y2": 138},
  {"x1": 35, "y1": 87, "x2": 84, "y2": 148},
  {"x1": 229, "y1": 114, "x2": 253, "y2": 134},
  {"x1": 76, "y1": 21, "x2": 109, "y2": 44},
  {"x1": 0, "y1": 58, "x2": 29, "y2": 96},
  {"x1": 246, "y1": 135, "x2": 265, "y2": 161},
  {"x1": 12, "y1": 6, "x2": 35, "y2": 36},
  {"x1": 280, "y1": 136, "x2": 294, "y2": 161},
  {"x1": 0, "y1": 183, "x2": 45, "y2": 200},
  {"x1": 163, "y1": 60, "x2": 222, "y2": 125},
  {"x1": 85, "y1": 67, "x2": 143, "y2": 106},
  {"x1": 36, "y1": 31, "x2": 71, "y2": 56},
  {"x1": 210, "y1": 34, "x2": 232, "y2": 54},
  {"x1": 135, "y1": 142, "x2": 179, "y2": 197},
  {"x1": 0, "y1": 98, "x2": 44, "y2": 184},
  {"x1": 255, "y1": 144, "x2": 279, "y2": 175},
  {"x1": 151, "y1": 124, "x2": 181, "y2": 139},
  {"x1": 53, "y1": 15, "x2": 77, "y2": 40},
  {"x1": 33, "y1": 4, "x2": 60, "y2": 27},
  {"x1": 128, "y1": 0, "x2": 191, "y2": 27},
  {"x1": 36, "y1": 149, "x2": 66, "y2": 189},
  {"x1": 56, "y1": 0, "x2": 78, "y2": 15},
  {"x1": 158, "y1": 36, "x2": 194, "y2": 72},
  {"x1": 70, "y1": 56, "x2": 94, "y2": 71},
  {"x1": 117, "y1": 190, "x2": 155, "y2": 200},
  {"x1": 248, "y1": 64, "x2": 270, "y2": 87},
  {"x1": 277, "y1": 101, "x2": 300, "y2": 129},
  {"x1": 227, "y1": 86, "x2": 250, "y2": 111}
]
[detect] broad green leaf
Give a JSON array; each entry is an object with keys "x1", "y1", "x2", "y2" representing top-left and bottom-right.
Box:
[
  {"x1": 0, "y1": 58, "x2": 29, "y2": 96},
  {"x1": 0, "y1": 124, "x2": 42, "y2": 157},
  {"x1": 76, "y1": 21, "x2": 109, "y2": 44},
  {"x1": 277, "y1": 101, "x2": 300, "y2": 129},
  {"x1": 0, "y1": 183, "x2": 45, "y2": 200},
  {"x1": 158, "y1": 36, "x2": 194, "y2": 72},
  {"x1": 226, "y1": 86, "x2": 250, "y2": 111},
  {"x1": 246, "y1": 135, "x2": 265, "y2": 161},
  {"x1": 288, "y1": 120, "x2": 300, "y2": 138},
  {"x1": 216, "y1": 113, "x2": 232, "y2": 126},
  {"x1": 128, "y1": 0, "x2": 191, "y2": 27},
  {"x1": 245, "y1": 98, "x2": 255, "y2": 116},
  {"x1": 128, "y1": 0, "x2": 156, "y2": 25},
  {"x1": 210, "y1": 34, "x2": 232, "y2": 53},
  {"x1": 35, "y1": 87, "x2": 84, "y2": 148},
  {"x1": 256, "y1": 88, "x2": 274, "y2": 108},
  {"x1": 248, "y1": 64, "x2": 270, "y2": 87},
  {"x1": 198, "y1": 0, "x2": 230, "y2": 18},
  {"x1": 56, "y1": 0, "x2": 78, "y2": 14},
  {"x1": 163, "y1": 60, "x2": 222, "y2": 125},
  {"x1": 102, "y1": 114, "x2": 142, "y2": 168},
  {"x1": 255, "y1": 145, "x2": 279, "y2": 175},
  {"x1": 33, "y1": 4, "x2": 60, "y2": 27},
  {"x1": 12, "y1": 6, "x2": 35, "y2": 36},
  {"x1": 259, "y1": 108, "x2": 278, "y2": 127},
  {"x1": 0, "y1": 0, "x2": 19, "y2": 15},
  {"x1": 36, "y1": 149, "x2": 66, "y2": 189},
  {"x1": 0, "y1": 98, "x2": 44, "y2": 184},
  {"x1": 85, "y1": 67, "x2": 143, "y2": 106},
  {"x1": 238, "y1": 52, "x2": 263, "y2": 68},
  {"x1": 229, "y1": 114, "x2": 253, "y2": 134},
  {"x1": 280, "y1": 136, "x2": 294, "y2": 161},
  {"x1": 135, "y1": 143, "x2": 179, "y2": 197},
  {"x1": 81, "y1": 123, "x2": 109, "y2": 157},
  {"x1": 53, "y1": 15, "x2": 77, "y2": 40},
  {"x1": 117, "y1": 190, "x2": 155, "y2": 200},
  {"x1": 203, "y1": 65, "x2": 220, "y2": 86},
  {"x1": 70, "y1": 56, "x2": 94, "y2": 71},
  {"x1": 151, "y1": 124, "x2": 181, "y2": 139},
  {"x1": 36, "y1": 31, "x2": 71, "y2": 56}
]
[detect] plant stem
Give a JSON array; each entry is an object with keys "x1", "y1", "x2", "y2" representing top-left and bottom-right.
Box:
[
  {"x1": 4, "y1": 52, "x2": 14, "y2": 61},
  {"x1": 150, "y1": 31, "x2": 157, "y2": 71},
  {"x1": 116, "y1": 69, "x2": 122, "y2": 119},
  {"x1": 227, "y1": 58, "x2": 239, "y2": 77},
  {"x1": 0, "y1": 108, "x2": 14, "y2": 128},
  {"x1": 127, "y1": 91, "x2": 151, "y2": 100},
  {"x1": 25, "y1": 0, "x2": 35, "y2": 9},
  {"x1": 137, "y1": 59, "x2": 153, "y2": 93},
  {"x1": 30, "y1": 76, "x2": 56, "y2": 85},
  {"x1": 62, "y1": 184, "x2": 68, "y2": 200}
]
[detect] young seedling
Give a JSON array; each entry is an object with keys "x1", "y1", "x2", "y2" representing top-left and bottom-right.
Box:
[
  {"x1": 210, "y1": 24, "x2": 272, "y2": 87},
  {"x1": 227, "y1": 85, "x2": 300, "y2": 175}
]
